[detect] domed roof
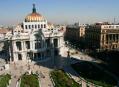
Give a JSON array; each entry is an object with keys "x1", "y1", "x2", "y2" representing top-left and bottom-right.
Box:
[{"x1": 25, "y1": 4, "x2": 44, "y2": 22}]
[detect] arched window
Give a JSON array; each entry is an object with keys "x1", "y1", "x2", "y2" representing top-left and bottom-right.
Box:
[
  {"x1": 29, "y1": 25, "x2": 31, "y2": 29},
  {"x1": 25, "y1": 25, "x2": 28, "y2": 29},
  {"x1": 35, "y1": 41, "x2": 41, "y2": 49},
  {"x1": 35, "y1": 25, "x2": 37, "y2": 29},
  {"x1": 16, "y1": 41, "x2": 22, "y2": 50},
  {"x1": 38, "y1": 24, "x2": 40, "y2": 28},
  {"x1": 41, "y1": 24, "x2": 43, "y2": 28},
  {"x1": 44, "y1": 24, "x2": 46, "y2": 28},
  {"x1": 32, "y1": 25, "x2": 34, "y2": 28}
]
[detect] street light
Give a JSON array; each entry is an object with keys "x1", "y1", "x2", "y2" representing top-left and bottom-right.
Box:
[
  {"x1": 27, "y1": 56, "x2": 30, "y2": 70},
  {"x1": 27, "y1": 50, "x2": 31, "y2": 70},
  {"x1": 67, "y1": 46, "x2": 72, "y2": 66}
]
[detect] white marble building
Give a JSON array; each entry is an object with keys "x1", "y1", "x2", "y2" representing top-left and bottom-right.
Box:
[{"x1": 6, "y1": 4, "x2": 65, "y2": 62}]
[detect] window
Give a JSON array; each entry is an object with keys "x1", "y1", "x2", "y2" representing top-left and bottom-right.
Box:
[
  {"x1": 38, "y1": 53, "x2": 41, "y2": 58},
  {"x1": 42, "y1": 52, "x2": 45, "y2": 59},
  {"x1": 47, "y1": 50, "x2": 50, "y2": 57},
  {"x1": 34, "y1": 53, "x2": 37, "y2": 59},
  {"x1": 109, "y1": 26, "x2": 111, "y2": 28},
  {"x1": 29, "y1": 25, "x2": 31, "y2": 29},
  {"x1": 34, "y1": 53, "x2": 41, "y2": 60},
  {"x1": 27, "y1": 52, "x2": 30, "y2": 57},
  {"x1": 16, "y1": 41, "x2": 22, "y2": 50},
  {"x1": 25, "y1": 41, "x2": 30, "y2": 49},
  {"x1": 109, "y1": 34, "x2": 112, "y2": 40},
  {"x1": 35, "y1": 41, "x2": 41, "y2": 49},
  {"x1": 18, "y1": 54, "x2": 22, "y2": 60},
  {"x1": 44, "y1": 24, "x2": 46, "y2": 28},
  {"x1": 46, "y1": 39, "x2": 50, "y2": 47},
  {"x1": 41, "y1": 24, "x2": 43, "y2": 28},
  {"x1": 116, "y1": 34, "x2": 118, "y2": 40},
  {"x1": 38, "y1": 25, "x2": 40, "y2": 28},
  {"x1": 35, "y1": 25, "x2": 37, "y2": 29},
  {"x1": 32, "y1": 25, "x2": 34, "y2": 28},
  {"x1": 54, "y1": 39, "x2": 58, "y2": 47},
  {"x1": 116, "y1": 26, "x2": 119, "y2": 28},
  {"x1": 54, "y1": 49, "x2": 58, "y2": 56},
  {"x1": 113, "y1": 34, "x2": 115, "y2": 41},
  {"x1": 25, "y1": 25, "x2": 28, "y2": 29}
]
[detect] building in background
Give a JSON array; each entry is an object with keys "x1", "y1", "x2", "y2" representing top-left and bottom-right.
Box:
[
  {"x1": 0, "y1": 28, "x2": 10, "y2": 40},
  {"x1": 65, "y1": 22, "x2": 119, "y2": 51},
  {"x1": 65, "y1": 23, "x2": 86, "y2": 48},
  {"x1": 85, "y1": 22, "x2": 119, "y2": 51}
]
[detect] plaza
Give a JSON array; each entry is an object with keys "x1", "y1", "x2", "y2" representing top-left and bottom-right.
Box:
[{"x1": 0, "y1": 2, "x2": 119, "y2": 87}]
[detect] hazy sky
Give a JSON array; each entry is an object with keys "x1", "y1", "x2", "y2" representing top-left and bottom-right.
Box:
[{"x1": 0, "y1": 0, "x2": 119, "y2": 25}]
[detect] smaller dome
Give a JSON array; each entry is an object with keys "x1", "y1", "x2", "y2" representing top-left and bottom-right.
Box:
[{"x1": 25, "y1": 4, "x2": 44, "y2": 22}]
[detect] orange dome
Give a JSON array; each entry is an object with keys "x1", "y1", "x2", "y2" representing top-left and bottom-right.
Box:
[{"x1": 25, "y1": 4, "x2": 44, "y2": 22}]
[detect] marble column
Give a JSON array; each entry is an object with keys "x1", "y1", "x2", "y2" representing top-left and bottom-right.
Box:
[
  {"x1": 13, "y1": 41, "x2": 17, "y2": 51},
  {"x1": 13, "y1": 53, "x2": 18, "y2": 62},
  {"x1": 30, "y1": 40, "x2": 32, "y2": 50},
  {"x1": 104, "y1": 34, "x2": 106, "y2": 44},
  {"x1": 21, "y1": 41, "x2": 24, "y2": 51}
]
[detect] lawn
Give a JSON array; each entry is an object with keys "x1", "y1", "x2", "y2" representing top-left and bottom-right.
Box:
[
  {"x1": 71, "y1": 61, "x2": 117, "y2": 87},
  {"x1": 20, "y1": 74, "x2": 39, "y2": 87},
  {"x1": 0, "y1": 74, "x2": 11, "y2": 87},
  {"x1": 50, "y1": 70, "x2": 81, "y2": 87}
]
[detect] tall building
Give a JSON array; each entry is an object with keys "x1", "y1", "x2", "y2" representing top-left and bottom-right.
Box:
[
  {"x1": 85, "y1": 23, "x2": 119, "y2": 51},
  {"x1": 6, "y1": 4, "x2": 65, "y2": 62}
]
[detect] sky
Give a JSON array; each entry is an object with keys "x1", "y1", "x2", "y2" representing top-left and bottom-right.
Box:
[{"x1": 0, "y1": 0, "x2": 119, "y2": 26}]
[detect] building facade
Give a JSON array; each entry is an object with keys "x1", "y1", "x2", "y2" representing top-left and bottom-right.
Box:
[
  {"x1": 65, "y1": 23, "x2": 85, "y2": 47},
  {"x1": 6, "y1": 4, "x2": 65, "y2": 62},
  {"x1": 85, "y1": 23, "x2": 119, "y2": 51}
]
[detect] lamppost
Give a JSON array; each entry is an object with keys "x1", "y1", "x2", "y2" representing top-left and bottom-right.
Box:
[
  {"x1": 49, "y1": 32, "x2": 55, "y2": 68},
  {"x1": 67, "y1": 47, "x2": 71, "y2": 66},
  {"x1": 27, "y1": 55, "x2": 30, "y2": 70},
  {"x1": 28, "y1": 50, "x2": 33, "y2": 70}
]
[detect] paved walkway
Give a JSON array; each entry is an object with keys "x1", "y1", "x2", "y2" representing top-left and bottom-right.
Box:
[
  {"x1": 9, "y1": 62, "x2": 27, "y2": 87},
  {"x1": 0, "y1": 60, "x2": 54, "y2": 87},
  {"x1": 38, "y1": 66, "x2": 53, "y2": 87}
]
